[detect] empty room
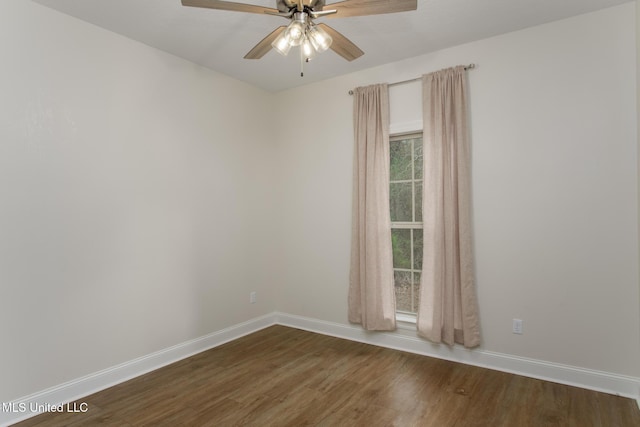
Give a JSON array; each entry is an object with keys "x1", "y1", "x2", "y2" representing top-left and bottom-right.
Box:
[{"x1": 1, "y1": 0, "x2": 639, "y2": 425}]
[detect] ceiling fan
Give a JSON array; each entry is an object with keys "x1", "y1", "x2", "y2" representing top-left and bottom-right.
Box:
[{"x1": 181, "y1": 0, "x2": 417, "y2": 74}]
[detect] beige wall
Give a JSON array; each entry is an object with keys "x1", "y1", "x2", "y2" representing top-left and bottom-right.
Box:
[
  {"x1": 0, "y1": 0, "x2": 278, "y2": 401},
  {"x1": 637, "y1": 0, "x2": 640, "y2": 363},
  {"x1": 274, "y1": 3, "x2": 640, "y2": 377},
  {"x1": 2, "y1": 0, "x2": 639, "y2": 405}
]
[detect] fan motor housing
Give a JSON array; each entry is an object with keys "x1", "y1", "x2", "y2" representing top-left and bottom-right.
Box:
[{"x1": 278, "y1": 0, "x2": 325, "y2": 13}]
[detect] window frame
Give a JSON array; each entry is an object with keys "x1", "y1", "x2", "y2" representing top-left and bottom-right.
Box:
[{"x1": 389, "y1": 132, "x2": 424, "y2": 322}]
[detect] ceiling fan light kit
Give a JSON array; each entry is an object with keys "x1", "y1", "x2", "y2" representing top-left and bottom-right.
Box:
[
  {"x1": 271, "y1": 14, "x2": 333, "y2": 62},
  {"x1": 181, "y1": 0, "x2": 417, "y2": 75}
]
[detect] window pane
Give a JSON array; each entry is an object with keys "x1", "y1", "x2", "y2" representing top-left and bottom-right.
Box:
[
  {"x1": 412, "y1": 272, "x2": 421, "y2": 313},
  {"x1": 390, "y1": 139, "x2": 412, "y2": 181},
  {"x1": 415, "y1": 181, "x2": 422, "y2": 222},
  {"x1": 413, "y1": 229, "x2": 423, "y2": 271},
  {"x1": 394, "y1": 271, "x2": 412, "y2": 313},
  {"x1": 391, "y1": 228, "x2": 411, "y2": 269},
  {"x1": 414, "y1": 138, "x2": 423, "y2": 179},
  {"x1": 390, "y1": 182, "x2": 412, "y2": 222},
  {"x1": 390, "y1": 133, "x2": 423, "y2": 316}
]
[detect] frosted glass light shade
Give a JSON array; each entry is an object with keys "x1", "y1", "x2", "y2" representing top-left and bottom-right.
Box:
[
  {"x1": 308, "y1": 25, "x2": 332, "y2": 52},
  {"x1": 285, "y1": 21, "x2": 305, "y2": 47},
  {"x1": 301, "y1": 37, "x2": 317, "y2": 61},
  {"x1": 272, "y1": 31, "x2": 292, "y2": 56}
]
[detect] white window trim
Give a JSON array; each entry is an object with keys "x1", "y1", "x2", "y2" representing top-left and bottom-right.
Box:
[
  {"x1": 390, "y1": 132, "x2": 424, "y2": 317},
  {"x1": 396, "y1": 312, "x2": 417, "y2": 326},
  {"x1": 390, "y1": 120, "x2": 423, "y2": 136}
]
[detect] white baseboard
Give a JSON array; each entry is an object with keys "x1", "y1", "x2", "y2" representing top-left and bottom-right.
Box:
[
  {"x1": 0, "y1": 313, "x2": 276, "y2": 427},
  {"x1": 274, "y1": 312, "x2": 640, "y2": 403},
  {"x1": 3, "y1": 311, "x2": 639, "y2": 426}
]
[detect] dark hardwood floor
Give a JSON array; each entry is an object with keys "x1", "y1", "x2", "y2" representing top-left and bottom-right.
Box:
[{"x1": 13, "y1": 325, "x2": 640, "y2": 426}]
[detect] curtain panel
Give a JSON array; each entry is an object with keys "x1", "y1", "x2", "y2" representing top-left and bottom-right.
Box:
[
  {"x1": 348, "y1": 84, "x2": 397, "y2": 331},
  {"x1": 417, "y1": 66, "x2": 481, "y2": 348}
]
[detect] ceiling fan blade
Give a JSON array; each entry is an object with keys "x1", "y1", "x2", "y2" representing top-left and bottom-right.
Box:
[
  {"x1": 317, "y1": 23, "x2": 364, "y2": 61},
  {"x1": 325, "y1": 0, "x2": 417, "y2": 18},
  {"x1": 244, "y1": 26, "x2": 286, "y2": 59},
  {"x1": 181, "y1": 0, "x2": 278, "y2": 15}
]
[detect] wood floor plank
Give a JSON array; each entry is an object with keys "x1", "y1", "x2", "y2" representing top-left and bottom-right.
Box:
[{"x1": 12, "y1": 325, "x2": 640, "y2": 426}]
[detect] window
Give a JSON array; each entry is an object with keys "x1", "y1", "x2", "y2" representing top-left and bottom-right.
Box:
[{"x1": 389, "y1": 133, "x2": 423, "y2": 317}]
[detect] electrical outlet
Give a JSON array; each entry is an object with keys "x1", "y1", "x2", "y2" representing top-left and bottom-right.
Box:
[
  {"x1": 513, "y1": 318, "x2": 523, "y2": 334},
  {"x1": 250, "y1": 292, "x2": 257, "y2": 304}
]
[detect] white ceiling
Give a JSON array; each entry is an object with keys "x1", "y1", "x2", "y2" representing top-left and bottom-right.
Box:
[{"x1": 32, "y1": 0, "x2": 632, "y2": 92}]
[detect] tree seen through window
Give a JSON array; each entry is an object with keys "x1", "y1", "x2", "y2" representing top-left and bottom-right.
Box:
[{"x1": 390, "y1": 133, "x2": 423, "y2": 314}]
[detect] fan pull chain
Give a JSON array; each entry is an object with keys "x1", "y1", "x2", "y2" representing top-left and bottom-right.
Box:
[{"x1": 300, "y1": 45, "x2": 304, "y2": 77}]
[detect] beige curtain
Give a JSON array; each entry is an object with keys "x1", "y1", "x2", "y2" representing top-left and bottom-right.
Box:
[
  {"x1": 417, "y1": 66, "x2": 481, "y2": 348},
  {"x1": 348, "y1": 84, "x2": 396, "y2": 331}
]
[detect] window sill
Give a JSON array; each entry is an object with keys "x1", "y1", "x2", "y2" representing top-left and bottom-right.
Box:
[{"x1": 396, "y1": 313, "x2": 416, "y2": 330}]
